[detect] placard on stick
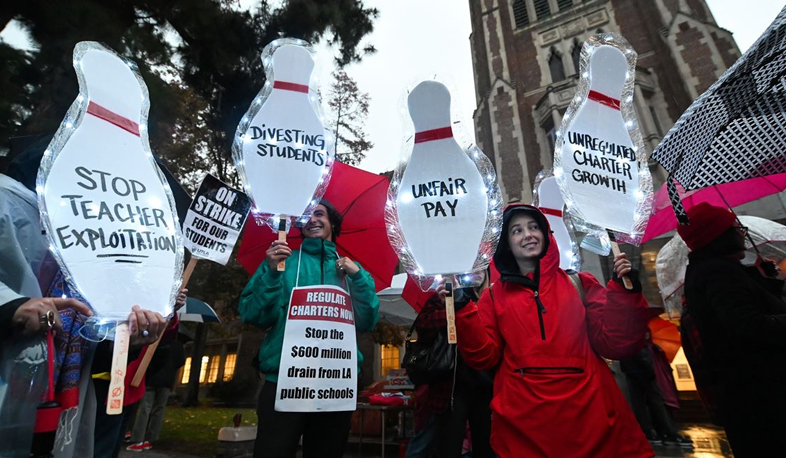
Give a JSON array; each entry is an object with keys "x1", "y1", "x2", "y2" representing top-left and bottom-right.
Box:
[
  {"x1": 232, "y1": 38, "x2": 334, "y2": 238},
  {"x1": 37, "y1": 42, "x2": 184, "y2": 414},
  {"x1": 385, "y1": 79, "x2": 502, "y2": 343},
  {"x1": 183, "y1": 174, "x2": 251, "y2": 266},
  {"x1": 553, "y1": 34, "x2": 653, "y2": 244}
]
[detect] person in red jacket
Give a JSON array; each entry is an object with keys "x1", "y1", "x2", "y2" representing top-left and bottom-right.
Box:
[{"x1": 453, "y1": 204, "x2": 652, "y2": 458}]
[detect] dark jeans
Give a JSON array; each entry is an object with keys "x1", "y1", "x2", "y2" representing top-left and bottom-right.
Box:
[
  {"x1": 93, "y1": 379, "x2": 139, "y2": 458},
  {"x1": 626, "y1": 375, "x2": 678, "y2": 439},
  {"x1": 254, "y1": 381, "x2": 352, "y2": 458},
  {"x1": 434, "y1": 383, "x2": 494, "y2": 458}
]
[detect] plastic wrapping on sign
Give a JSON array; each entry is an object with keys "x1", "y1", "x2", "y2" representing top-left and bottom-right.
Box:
[
  {"x1": 36, "y1": 42, "x2": 183, "y2": 321},
  {"x1": 0, "y1": 337, "x2": 48, "y2": 458},
  {"x1": 385, "y1": 77, "x2": 502, "y2": 291},
  {"x1": 232, "y1": 38, "x2": 334, "y2": 232},
  {"x1": 553, "y1": 33, "x2": 653, "y2": 246}
]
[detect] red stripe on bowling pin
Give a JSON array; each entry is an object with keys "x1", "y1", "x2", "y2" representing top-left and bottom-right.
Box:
[
  {"x1": 414, "y1": 126, "x2": 453, "y2": 143},
  {"x1": 588, "y1": 90, "x2": 621, "y2": 111},
  {"x1": 87, "y1": 102, "x2": 140, "y2": 137},
  {"x1": 273, "y1": 81, "x2": 310, "y2": 93},
  {"x1": 539, "y1": 207, "x2": 563, "y2": 218}
]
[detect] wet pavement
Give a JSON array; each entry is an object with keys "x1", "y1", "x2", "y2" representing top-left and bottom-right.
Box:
[
  {"x1": 119, "y1": 423, "x2": 734, "y2": 458},
  {"x1": 653, "y1": 424, "x2": 734, "y2": 457}
]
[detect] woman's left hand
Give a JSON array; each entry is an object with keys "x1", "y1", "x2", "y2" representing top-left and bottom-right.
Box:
[
  {"x1": 613, "y1": 253, "x2": 632, "y2": 278},
  {"x1": 336, "y1": 257, "x2": 360, "y2": 276},
  {"x1": 128, "y1": 305, "x2": 166, "y2": 347}
]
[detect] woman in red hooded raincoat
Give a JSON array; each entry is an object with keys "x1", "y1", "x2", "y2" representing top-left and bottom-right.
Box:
[{"x1": 452, "y1": 204, "x2": 652, "y2": 457}]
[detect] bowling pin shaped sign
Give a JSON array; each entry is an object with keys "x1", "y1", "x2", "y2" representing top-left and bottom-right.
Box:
[
  {"x1": 553, "y1": 33, "x2": 652, "y2": 245},
  {"x1": 386, "y1": 80, "x2": 502, "y2": 308},
  {"x1": 37, "y1": 42, "x2": 184, "y2": 322},
  {"x1": 233, "y1": 39, "x2": 333, "y2": 233},
  {"x1": 532, "y1": 170, "x2": 581, "y2": 271}
]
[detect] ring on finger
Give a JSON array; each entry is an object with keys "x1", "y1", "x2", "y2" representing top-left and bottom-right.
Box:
[{"x1": 39, "y1": 310, "x2": 56, "y2": 331}]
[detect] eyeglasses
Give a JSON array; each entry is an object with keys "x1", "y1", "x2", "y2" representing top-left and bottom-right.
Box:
[{"x1": 735, "y1": 225, "x2": 749, "y2": 237}]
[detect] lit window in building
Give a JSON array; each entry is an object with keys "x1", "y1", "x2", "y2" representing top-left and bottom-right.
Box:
[
  {"x1": 558, "y1": 0, "x2": 573, "y2": 11},
  {"x1": 571, "y1": 42, "x2": 582, "y2": 75},
  {"x1": 208, "y1": 355, "x2": 221, "y2": 384},
  {"x1": 223, "y1": 353, "x2": 238, "y2": 382},
  {"x1": 512, "y1": 0, "x2": 529, "y2": 28},
  {"x1": 380, "y1": 344, "x2": 400, "y2": 377},
  {"x1": 198, "y1": 356, "x2": 210, "y2": 383},
  {"x1": 181, "y1": 357, "x2": 192, "y2": 384},
  {"x1": 534, "y1": 0, "x2": 551, "y2": 20},
  {"x1": 549, "y1": 49, "x2": 566, "y2": 82}
]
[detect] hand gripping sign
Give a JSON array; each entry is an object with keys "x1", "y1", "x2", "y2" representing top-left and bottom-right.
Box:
[
  {"x1": 276, "y1": 285, "x2": 357, "y2": 412},
  {"x1": 37, "y1": 42, "x2": 184, "y2": 414},
  {"x1": 553, "y1": 34, "x2": 653, "y2": 286},
  {"x1": 233, "y1": 38, "x2": 334, "y2": 270},
  {"x1": 532, "y1": 170, "x2": 581, "y2": 272},
  {"x1": 386, "y1": 80, "x2": 502, "y2": 343}
]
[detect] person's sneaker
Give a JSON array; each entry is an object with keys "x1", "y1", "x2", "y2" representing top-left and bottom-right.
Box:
[
  {"x1": 143, "y1": 442, "x2": 152, "y2": 451},
  {"x1": 126, "y1": 442, "x2": 146, "y2": 452},
  {"x1": 663, "y1": 435, "x2": 693, "y2": 448},
  {"x1": 645, "y1": 433, "x2": 663, "y2": 445},
  {"x1": 123, "y1": 431, "x2": 132, "y2": 443}
]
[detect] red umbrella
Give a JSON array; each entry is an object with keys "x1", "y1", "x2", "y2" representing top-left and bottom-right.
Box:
[
  {"x1": 236, "y1": 162, "x2": 398, "y2": 292},
  {"x1": 642, "y1": 173, "x2": 786, "y2": 243},
  {"x1": 648, "y1": 317, "x2": 681, "y2": 363}
]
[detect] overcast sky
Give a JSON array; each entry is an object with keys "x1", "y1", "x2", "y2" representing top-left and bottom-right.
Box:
[{"x1": 2, "y1": 1, "x2": 784, "y2": 174}]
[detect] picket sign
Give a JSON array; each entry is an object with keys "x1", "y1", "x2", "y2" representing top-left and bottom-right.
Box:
[{"x1": 553, "y1": 34, "x2": 654, "y2": 289}]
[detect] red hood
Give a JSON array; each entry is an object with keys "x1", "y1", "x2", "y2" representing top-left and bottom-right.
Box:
[{"x1": 493, "y1": 203, "x2": 560, "y2": 279}]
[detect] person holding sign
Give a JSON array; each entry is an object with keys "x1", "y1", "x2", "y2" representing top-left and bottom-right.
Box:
[
  {"x1": 453, "y1": 204, "x2": 651, "y2": 458},
  {"x1": 239, "y1": 199, "x2": 379, "y2": 458}
]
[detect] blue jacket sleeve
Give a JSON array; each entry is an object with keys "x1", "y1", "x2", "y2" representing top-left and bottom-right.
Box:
[
  {"x1": 348, "y1": 267, "x2": 379, "y2": 333},
  {"x1": 238, "y1": 262, "x2": 286, "y2": 330}
]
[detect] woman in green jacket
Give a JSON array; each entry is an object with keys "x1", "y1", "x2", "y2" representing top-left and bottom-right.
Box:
[{"x1": 239, "y1": 200, "x2": 379, "y2": 458}]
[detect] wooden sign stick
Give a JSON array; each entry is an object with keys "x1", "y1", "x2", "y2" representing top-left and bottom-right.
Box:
[
  {"x1": 130, "y1": 257, "x2": 199, "y2": 387},
  {"x1": 445, "y1": 281, "x2": 457, "y2": 344},
  {"x1": 607, "y1": 230, "x2": 634, "y2": 290},
  {"x1": 277, "y1": 218, "x2": 287, "y2": 272},
  {"x1": 107, "y1": 322, "x2": 130, "y2": 415}
]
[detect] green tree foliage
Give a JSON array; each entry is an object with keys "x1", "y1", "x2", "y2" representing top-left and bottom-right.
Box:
[{"x1": 327, "y1": 68, "x2": 373, "y2": 166}]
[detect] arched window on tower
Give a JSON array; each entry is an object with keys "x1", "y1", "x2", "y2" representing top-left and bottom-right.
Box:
[
  {"x1": 512, "y1": 0, "x2": 530, "y2": 28},
  {"x1": 571, "y1": 41, "x2": 582, "y2": 75},
  {"x1": 549, "y1": 48, "x2": 566, "y2": 83}
]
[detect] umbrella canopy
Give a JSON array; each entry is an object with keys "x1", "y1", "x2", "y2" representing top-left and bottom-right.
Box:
[
  {"x1": 652, "y1": 7, "x2": 786, "y2": 197},
  {"x1": 648, "y1": 317, "x2": 681, "y2": 363},
  {"x1": 377, "y1": 274, "x2": 417, "y2": 327},
  {"x1": 179, "y1": 297, "x2": 220, "y2": 323},
  {"x1": 655, "y1": 215, "x2": 786, "y2": 315},
  {"x1": 236, "y1": 161, "x2": 398, "y2": 292},
  {"x1": 643, "y1": 174, "x2": 786, "y2": 243}
]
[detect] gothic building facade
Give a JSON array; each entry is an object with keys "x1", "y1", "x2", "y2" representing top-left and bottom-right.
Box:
[{"x1": 469, "y1": 0, "x2": 741, "y2": 203}]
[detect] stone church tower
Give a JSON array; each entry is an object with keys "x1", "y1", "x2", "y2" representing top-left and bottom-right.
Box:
[{"x1": 469, "y1": 0, "x2": 741, "y2": 203}]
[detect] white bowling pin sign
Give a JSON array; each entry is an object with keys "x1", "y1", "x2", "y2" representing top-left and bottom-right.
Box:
[
  {"x1": 37, "y1": 42, "x2": 184, "y2": 321},
  {"x1": 532, "y1": 171, "x2": 581, "y2": 271},
  {"x1": 233, "y1": 39, "x2": 333, "y2": 231},
  {"x1": 386, "y1": 80, "x2": 502, "y2": 280},
  {"x1": 554, "y1": 33, "x2": 652, "y2": 243}
]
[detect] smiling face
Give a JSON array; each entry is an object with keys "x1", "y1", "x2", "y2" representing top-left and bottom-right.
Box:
[
  {"x1": 507, "y1": 213, "x2": 545, "y2": 262},
  {"x1": 303, "y1": 204, "x2": 333, "y2": 240}
]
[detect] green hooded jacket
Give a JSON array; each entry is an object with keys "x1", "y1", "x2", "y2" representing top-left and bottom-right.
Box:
[{"x1": 239, "y1": 237, "x2": 379, "y2": 382}]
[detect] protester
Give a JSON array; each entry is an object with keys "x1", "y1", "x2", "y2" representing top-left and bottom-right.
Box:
[
  {"x1": 453, "y1": 203, "x2": 651, "y2": 457},
  {"x1": 405, "y1": 385, "x2": 438, "y2": 458},
  {"x1": 127, "y1": 319, "x2": 187, "y2": 452},
  {"x1": 412, "y1": 288, "x2": 493, "y2": 458},
  {"x1": 620, "y1": 332, "x2": 692, "y2": 448},
  {"x1": 239, "y1": 199, "x2": 380, "y2": 458},
  {"x1": 679, "y1": 202, "x2": 786, "y2": 457}
]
